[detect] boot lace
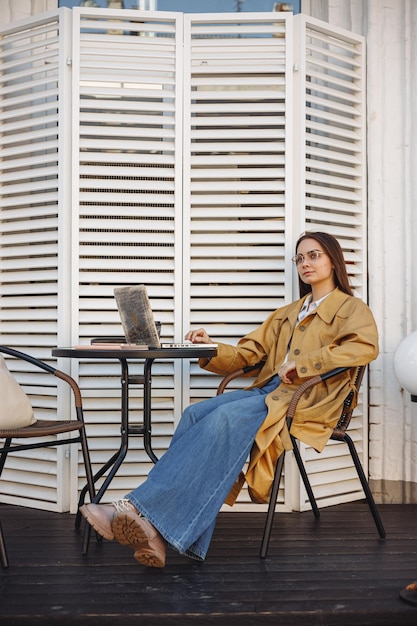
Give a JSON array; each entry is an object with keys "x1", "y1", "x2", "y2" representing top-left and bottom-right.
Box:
[{"x1": 112, "y1": 498, "x2": 137, "y2": 514}]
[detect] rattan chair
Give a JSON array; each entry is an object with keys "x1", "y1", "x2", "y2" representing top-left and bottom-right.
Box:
[
  {"x1": 217, "y1": 364, "x2": 386, "y2": 558},
  {"x1": 0, "y1": 346, "x2": 96, "y2": 567}
]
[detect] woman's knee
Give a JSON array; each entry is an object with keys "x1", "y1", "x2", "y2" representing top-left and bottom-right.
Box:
[{"x1": 172, "y1": 401, "x2": 209, "y2": 442}]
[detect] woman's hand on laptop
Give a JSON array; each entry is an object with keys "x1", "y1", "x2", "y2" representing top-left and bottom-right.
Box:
[{"x1": 184, "y1": 328, "x2": 215, "y2": 344}]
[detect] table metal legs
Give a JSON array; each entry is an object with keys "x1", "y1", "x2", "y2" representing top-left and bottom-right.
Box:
[{"x1": 80, "y1": 357, "x2": 158, "y2": 553}]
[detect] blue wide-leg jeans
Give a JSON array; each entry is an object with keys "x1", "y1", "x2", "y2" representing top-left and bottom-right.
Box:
[{"x1": 126, "y1": 375, "x2": 279, "y2": 560}]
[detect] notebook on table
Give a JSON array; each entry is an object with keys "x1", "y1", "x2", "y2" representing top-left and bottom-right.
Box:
[{"x1": 112, "y1": 285, "x2": 217, "y2": 350}]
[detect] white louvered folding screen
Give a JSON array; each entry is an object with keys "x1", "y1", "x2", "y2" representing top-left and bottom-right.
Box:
[
  {"x1": 0, "y1": 11, "x2": 73, "y2": 510},
  {"x1": 182, "y1": 14, "x2": 294, "y2": 510},
  {"x1": 292, "y1": 16, "x2": 367, "y2": 510},
  {"x1": 0, "y1": 8, "x2": 366, "y2": 514},
  {"x1": 70, "y1": 9, "x2": 184, "y2": 504}
]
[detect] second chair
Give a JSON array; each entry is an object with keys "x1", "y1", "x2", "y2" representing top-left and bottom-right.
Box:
[
  {"x1": 0, "y1": 345, "x2": 96, "y2": 567},
  {"x1": 217, "y1": 364, "x2": 386, "y2": 558}
]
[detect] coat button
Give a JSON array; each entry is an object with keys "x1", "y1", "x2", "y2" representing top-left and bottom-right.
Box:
[
  {"x1": 314, "y1": 363, "x2": 322, "y2": 370},
  {"x1": 272, "y1": 395, "x2": 279, "y2": 400},
  {"x1": 300, "y1": 366, "x2": 307, "y2": 373},
  {"x1": 293, "y1": 349, "x2": 300, "y2": 355},
  {"x1": 299, "y1": 325, "x2": 306, "y2": 331}
]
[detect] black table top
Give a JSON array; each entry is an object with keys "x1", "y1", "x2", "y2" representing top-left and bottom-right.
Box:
[{"x1": 52, "y1": 345, "x2": 218, "y2": 359}]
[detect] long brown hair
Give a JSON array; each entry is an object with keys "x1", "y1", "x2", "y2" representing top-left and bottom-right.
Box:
[{"x1": 295, "y1": 231, "x2": 354, "y2": 298}]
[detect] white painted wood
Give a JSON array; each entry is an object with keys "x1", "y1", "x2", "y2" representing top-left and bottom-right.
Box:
[
  {"x1": 68, "y1": 8, "x2": 184, "y2": 504},
  {"x1": 183, "y1": 12, "x2": 294, "y2": 512},
  {"x1": 290, "y1": 13, "x2": 367, "y2": 510},
  {"x1": 0, "y1": 9, "x2": 71, "y2": 511}
]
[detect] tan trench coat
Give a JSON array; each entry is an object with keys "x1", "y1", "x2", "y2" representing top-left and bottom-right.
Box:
[{"x1": 199, "y1": 288, "x2": 379, "y2": 505}]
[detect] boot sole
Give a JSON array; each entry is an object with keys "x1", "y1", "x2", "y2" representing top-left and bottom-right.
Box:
[{"x1": 112, "y1": 512, "x2": 165, "y2": 568}]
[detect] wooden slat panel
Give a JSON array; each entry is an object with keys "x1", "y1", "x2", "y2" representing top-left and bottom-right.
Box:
[
  {"x1": 296, "y1": 15, "x2": 367, "y2": 510},
  {"x1": 183, "y1": 13, "x2": 292, "y2": 380},
  {"x1": 0, "y1": 11, "x2": 67, "y2": 509},
  {"x1": 70, "y1": 9, "x2": 183, "y2": 503}
]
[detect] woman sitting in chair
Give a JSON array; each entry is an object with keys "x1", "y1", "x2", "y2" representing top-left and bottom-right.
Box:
[{"x1": 81, "y1": 231, "x2": 379, "y2": 568}]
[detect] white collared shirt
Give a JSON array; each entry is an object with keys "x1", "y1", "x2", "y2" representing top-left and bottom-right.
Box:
[
  {"x1": 297, "y1": 291, "x2": 333, "y2": 323},
  {"x1": 281, "y1": 290, "x2": 335, "y2": 365}
]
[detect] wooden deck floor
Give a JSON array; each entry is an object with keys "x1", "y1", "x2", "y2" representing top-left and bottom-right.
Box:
[{"x1": 1, "y1": 501, "x2": 417, "y2": 625}]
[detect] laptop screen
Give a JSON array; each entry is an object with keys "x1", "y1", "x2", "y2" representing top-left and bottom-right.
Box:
[{"x1": 114, "y1": 285, "x2": 161, "y2": 347}]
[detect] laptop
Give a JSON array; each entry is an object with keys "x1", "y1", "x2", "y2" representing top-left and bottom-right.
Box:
[
  {"x1": 114, "y1": 285, "x2": 161, "y2": 347},
  {"x1": 112, "y1": 285, "x2": 217, "y2": 349}
]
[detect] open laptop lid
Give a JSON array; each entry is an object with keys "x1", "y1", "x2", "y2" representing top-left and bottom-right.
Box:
[{"x1": 114, "y1": 285, "x2": 161, "y2": 347}]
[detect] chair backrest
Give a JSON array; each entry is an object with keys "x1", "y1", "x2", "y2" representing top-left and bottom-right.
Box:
[
  {"x1": 332, "y1": 365, "x2": 366, "y2": 438},
  {"x1": 216, "y1": 363, "x2": 264, "y2": 395},
  {"x1": 217, "y1": 363, "x2": 366, "y2": 439}
]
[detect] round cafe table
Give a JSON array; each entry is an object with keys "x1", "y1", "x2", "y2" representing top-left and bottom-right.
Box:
[{"x1": 52, "y1": 344, "x2": 217, "y2": 552}]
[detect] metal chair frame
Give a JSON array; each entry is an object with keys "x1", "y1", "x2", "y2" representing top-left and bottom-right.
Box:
[
  {"x1": 0, "y1": 346, "x2": 96, "y2": 568},
  {"x1": 217, "y1": 364, "x2": 386, "y2": 559}
]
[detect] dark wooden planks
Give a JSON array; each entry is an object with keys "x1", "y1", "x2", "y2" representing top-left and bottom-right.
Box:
[{"x1": 0, "y1": 502, "x2": 417, "y2": 625}]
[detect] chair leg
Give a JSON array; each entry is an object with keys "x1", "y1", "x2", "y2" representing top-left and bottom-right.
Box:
[
  {"x1": 0, "y1": 443, "x2": 11, "y2": 475},
  {"x1": 0, "y1": 520, "x2": 9, "y2": 569},
  {"x1": 343, "y1": 433, "x2": 386, "y2": 538},
  {"x1": 73, "y1": 407, "x2": 98, "y2": 556},
  {"x1": 77, "y1": 451, "x2": 117, "y2": 553},
  {"x1": 0, "y1": 446, "x2": 10, "y2": 568},
  {"x1": 82, "y1": 523, "x2": 93, "y2": 555},
  {"x1": 75, "y1": 427, "x2": 96, "y2": 533},
  {"x1": 260, "y1": 451, "x2": 286, "y2": 559},
  {"x1": 290, "y1": 435, "x2": 320, "y2": 519}
]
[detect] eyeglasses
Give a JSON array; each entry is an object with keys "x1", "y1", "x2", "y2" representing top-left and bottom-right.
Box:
[{"x1": 292, "y1": 250, "x2": 327, "y2": 265}]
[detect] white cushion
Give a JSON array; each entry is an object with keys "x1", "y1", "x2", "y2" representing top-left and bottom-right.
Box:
[{"x1": 0, "y1": 354, "x2": 36, "y2": 429}]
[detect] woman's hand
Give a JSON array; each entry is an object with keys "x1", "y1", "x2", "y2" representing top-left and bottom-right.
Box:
[
  {"x1": 184, "y1": 328, "x2": 214, "y2": 344},
  {"x1": 278, "y1": 360, "x2": 297, "y2": 384}
]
